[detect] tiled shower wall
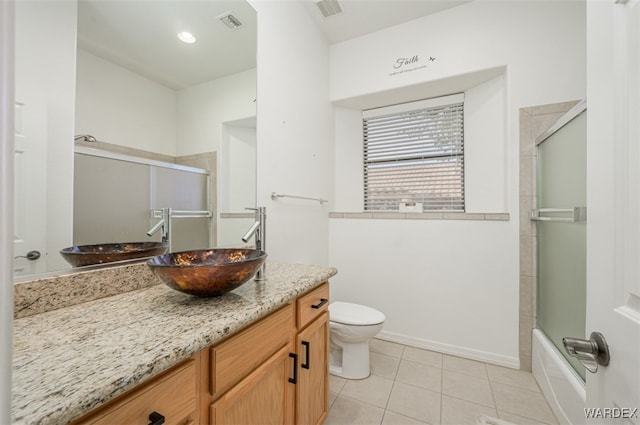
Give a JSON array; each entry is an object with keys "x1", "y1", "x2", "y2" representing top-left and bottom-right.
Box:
[{"x1": 518, "y1": 100, "x2": 581, "y2": 371}]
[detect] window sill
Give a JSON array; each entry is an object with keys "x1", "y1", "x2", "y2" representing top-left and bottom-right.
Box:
[{"x1": 328, "y1": 212, "x2": 510, "y2": 221}]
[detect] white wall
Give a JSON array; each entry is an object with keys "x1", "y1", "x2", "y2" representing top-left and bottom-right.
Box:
[
  {"x1": 178, "y1": 70, "x2": 256, "y2": 248},
  {"x1": 221, "y1": 125, "x2": 256, "y2": 213},
  {"x1": 177, "y1": 68, "x2": 256, "y2": 156},
  {"x1": 15, "y1": 0, "x2": 76, "y2": 273},
  {"x1": 329, "y1": 0, "x2": 586, "y2": 366},
  {"x1": 76, "y1": 50, "x2": 257, "y2": 159},
  {"x1": 217, "y1": 123, "x2": 256, "y2": 248},
  {"x1": 0, "y1": 2, "x2": 14, "y2": 422},
  {"x1": 75, "y1": 49, "x2": 178, "y2": 156},
  {"x1": 248, "y1": 0, "x2": 333, "y2": 266}
]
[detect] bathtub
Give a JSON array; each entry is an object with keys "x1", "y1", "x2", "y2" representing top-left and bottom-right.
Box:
[{"x1": 532, "y1": 329, "x2": 586, "y2": 425}]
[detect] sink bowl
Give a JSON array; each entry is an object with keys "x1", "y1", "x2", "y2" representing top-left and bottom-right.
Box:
[
  {"x1": 147, "y1": 248, "x2": 267, "y2": 297},
  {"x1": 60, "y1": 242, "x2": 169, "y2": 267}
]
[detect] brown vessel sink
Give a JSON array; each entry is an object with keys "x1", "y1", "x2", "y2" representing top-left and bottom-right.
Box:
[
  {"x1": 147, "y1": 248, "x2": 267, "y2": 297},
  {"x1": 60, "y1": 242, "x2": 169, "y2": 267}
]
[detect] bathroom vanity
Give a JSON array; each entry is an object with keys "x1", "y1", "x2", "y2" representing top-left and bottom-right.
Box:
[{"x1": 12, "y1": 262, "x2": 335, "y2": 425}]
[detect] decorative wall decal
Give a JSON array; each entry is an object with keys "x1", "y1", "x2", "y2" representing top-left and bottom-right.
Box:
[
  {"x1": 394, "y1": 55, "x2": 419, "y2": 69},
  {"x1": 389, "y1": 55, "x2": 435, "y2": 76}
]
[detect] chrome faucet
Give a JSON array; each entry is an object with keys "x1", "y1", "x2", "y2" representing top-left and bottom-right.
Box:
[
  {"x1": 147, "y1": 208, "x2": 171, "y2": 250},
  {"x1": 242, "y1": 207, "x2": 266, "y2": 280},
  {"x1": 74, "y1": 134, "x2": 97, "y2": 143}
]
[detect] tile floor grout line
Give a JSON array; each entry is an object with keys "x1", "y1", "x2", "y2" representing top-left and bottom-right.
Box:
[
  {"x1": 380, "y1": 378, "x2": 396, "y2": 425},
  {"x1": 383, "y1": 366, "x2": 399, "y2": 412},
  {"x1": 487, "y1": 380, "x2": 558, "y2": 425},
  {"x1": 486, "y1": 365, "x2": 499, "y2": 417},
  {"x1": 485, "y1": 366, "x2": 500, "y2": 418},
  {"x1": 487, "y1": 377, "x2": 544, "y2": 393}
]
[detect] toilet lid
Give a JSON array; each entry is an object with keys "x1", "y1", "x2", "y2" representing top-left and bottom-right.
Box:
[{"x1": 329, "y1": 302, "x2": 385, "y2": 325}]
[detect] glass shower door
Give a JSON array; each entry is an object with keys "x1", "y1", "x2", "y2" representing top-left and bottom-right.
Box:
[{"x1": 534, "y1": 108, "x2": 587, "y2": 380}]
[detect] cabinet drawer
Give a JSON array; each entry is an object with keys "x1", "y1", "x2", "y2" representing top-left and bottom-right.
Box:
[
  {"x1": 211, "y1": 303, "x2": 294, "y2": 399},
  {"x1": 296, "y1": 283, "x2": 329, "y2": 330},
  {"x1": 77, "y1": 359, "x2": 196, "y2": 425}
]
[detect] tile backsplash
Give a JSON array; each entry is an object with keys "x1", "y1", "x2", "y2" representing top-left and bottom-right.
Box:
[{"x1": 14, "y1": 262, "x2": 159, "y2": 319}]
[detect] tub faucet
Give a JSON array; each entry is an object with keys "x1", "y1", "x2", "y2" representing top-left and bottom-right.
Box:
[
  {"x1": 147, "y1": 208, "x2": 171, "y2": 250},
  {"x1": 242, "y1": 206, "x2": 266, "y2": 280},
  {"x1": 74, "y1": 134, "x2": 97, "y2": 143}
]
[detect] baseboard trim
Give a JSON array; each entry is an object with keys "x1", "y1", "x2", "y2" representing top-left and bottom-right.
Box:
[{"x1": 376, "y1": 330, "x2": 520, "y2": 369}]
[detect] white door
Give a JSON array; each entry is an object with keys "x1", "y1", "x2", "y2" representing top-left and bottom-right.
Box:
[
  {"x1": 586, "y1": 0, "x2": 640, "y2": 422},
  {"x1": 13, "y1": 96, "x2": 48, "y2": 277}
]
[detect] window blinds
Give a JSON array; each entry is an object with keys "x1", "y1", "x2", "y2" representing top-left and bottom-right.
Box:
[{"x1": 363, "y1": 93, "x2": 465, "y2": 212}]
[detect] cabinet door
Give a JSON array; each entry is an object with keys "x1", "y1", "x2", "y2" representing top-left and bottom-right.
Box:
[
  {"x1": 210, "y1": 344, "x2": 295, "y2": 425},
  {"x1": 296, "y1": 312, "x2": 329, "y2": 425}
]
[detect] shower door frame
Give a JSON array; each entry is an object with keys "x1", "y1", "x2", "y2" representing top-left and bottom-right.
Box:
[
  {"x1": 518, "y1": 99, "x2": 583, "y2": 371},
  {"x1": 533, "y1": 100, "x2": 587, "y2": 380}
]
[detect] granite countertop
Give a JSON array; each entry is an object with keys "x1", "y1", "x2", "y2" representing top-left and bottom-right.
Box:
[{"x1": 12, "y1": 261, "x2": 337, "y2": 425}]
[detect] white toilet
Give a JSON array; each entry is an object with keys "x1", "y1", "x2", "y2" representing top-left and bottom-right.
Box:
[{"x1": 329, "y1": 301, "x2": 385, "y2": 379}]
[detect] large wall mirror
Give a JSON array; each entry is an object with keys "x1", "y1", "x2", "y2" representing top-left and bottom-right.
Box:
[{"x1": 13, "y1": 0, "x2": 257, "y2": 280}]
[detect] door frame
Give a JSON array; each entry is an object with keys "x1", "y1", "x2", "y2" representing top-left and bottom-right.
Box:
[
  {"x1": 0, "y1": 0, "x2": 15, "y2": 423},
  {"x1": 585, "y1": 0, "x2": 640, "y2": 414}
]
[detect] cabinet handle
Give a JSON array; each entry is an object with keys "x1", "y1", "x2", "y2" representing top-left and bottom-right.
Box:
[
  {"x1": 148, "y1": 411, "x2": 165, "y2": 425},
  {"x1": 311, "y1": 298, "x2": 328, "y2": 309},
  {"x1": 289, "y1": 353, "x2": 298, "y2": 384},
  {"x1": 301, "y1": 341, "x2": 310, "y2": 369}
]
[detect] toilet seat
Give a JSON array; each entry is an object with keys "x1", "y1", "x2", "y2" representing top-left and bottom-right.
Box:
[{"x1": 329, "y1": 301, "x2": 385, "y2": 326}]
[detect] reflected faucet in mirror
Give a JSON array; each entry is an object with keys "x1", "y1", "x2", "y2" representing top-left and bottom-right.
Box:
[
  {"x1": 147, "y1": 208, "x2": 171, "y2": 251},
  {"x1": 74, "y1": 134, "x2": 97, "y2": 143},
  {"x1": 241, "y1": 207, "x2": 266, "y2": 280}
]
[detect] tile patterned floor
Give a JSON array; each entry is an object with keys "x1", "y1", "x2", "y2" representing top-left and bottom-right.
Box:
[{"x1": 326, "y1": 339, "x2": 558, "y2": 425}]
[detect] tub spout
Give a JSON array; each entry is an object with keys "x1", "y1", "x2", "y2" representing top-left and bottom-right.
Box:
[{"x1": 74, "y1": 134, "x2": 97, "y2": 143}]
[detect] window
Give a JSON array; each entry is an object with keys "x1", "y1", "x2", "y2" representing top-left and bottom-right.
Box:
[{"x1": 362, "y1": 93, "x2": 464, "y2": 212}]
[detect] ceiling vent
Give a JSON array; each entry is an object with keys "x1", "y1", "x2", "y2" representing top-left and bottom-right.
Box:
[
  {"x1": 217, "y1": 12, "x2": 243, "y2": 30},
  {"x1": 314, "y1": 0, "x2": 343, "y2": 18}
]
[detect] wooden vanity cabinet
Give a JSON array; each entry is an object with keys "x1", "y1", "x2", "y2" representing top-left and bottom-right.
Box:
[
  {"x1": 73, "y1": 282, "x2": 330, "y2": 425},
  {"x1": 209, "y1": 282, "x2": 330, "y2": 425}
]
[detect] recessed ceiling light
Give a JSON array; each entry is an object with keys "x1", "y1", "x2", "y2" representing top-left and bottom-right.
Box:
[{"x1": 177, "y1": 31, "x2": 196, "y2": 44}]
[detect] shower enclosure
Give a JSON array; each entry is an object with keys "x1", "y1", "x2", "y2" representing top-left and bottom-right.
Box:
[
  {"x1": 533, "y1": 101, "x2": 587, "y2": 380},
  {"x1": 530, "y1": 100, "x2": 587, "y2": 425},
  {"x1": 74, "y1": 147, "x2": 212, "y2": 253}
]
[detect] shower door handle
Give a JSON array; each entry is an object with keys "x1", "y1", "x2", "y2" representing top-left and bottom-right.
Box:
[
  {"x1": 562, "y1": 332, "x2": 610, "y2": 373},
  {"x1": 529, "y1": 207, "x2": 587, "y2": 222}
]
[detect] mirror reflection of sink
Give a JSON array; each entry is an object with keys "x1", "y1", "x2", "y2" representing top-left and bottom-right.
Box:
[
  {"x1": 60, "y1": 242, "x2": 169, "y2": 267},
  {"x1": 147, "y1": 249, "x2": 267, "y2": 297}
]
